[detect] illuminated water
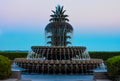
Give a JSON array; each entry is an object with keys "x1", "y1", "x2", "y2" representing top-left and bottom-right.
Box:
[
  {"x1": 21, "y1": 73, "x2": 94, "y2": 81},
  {"x1": 12, "y1": 61, "x2": 107, "y2": 81}
]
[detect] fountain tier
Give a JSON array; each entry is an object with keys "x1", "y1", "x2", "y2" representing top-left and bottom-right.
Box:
[
  {"x1": 14, "y1": 58, "x2": 103, "y2": 74},
  {"x1": 14, "y1": 46, "x2": 103, "y2": 74},
  {"x1": 28, "y1": 46, "x2": 90, "y2": 60}
]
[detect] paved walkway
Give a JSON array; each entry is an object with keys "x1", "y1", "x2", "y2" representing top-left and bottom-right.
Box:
[
  {"x1": 0, "y1": 79, "x2": 18, "y2": 81},
  {"x1": 0, "y1": 79, "x2": 112, "y2": 81},
  {"x1": 0, "y1": 79, "x2": 32, "y2": 81}
]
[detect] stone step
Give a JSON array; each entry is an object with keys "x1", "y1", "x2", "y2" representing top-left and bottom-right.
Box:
[{"x1": 95, "y1": 79, "x2": 112, "y2": 81}]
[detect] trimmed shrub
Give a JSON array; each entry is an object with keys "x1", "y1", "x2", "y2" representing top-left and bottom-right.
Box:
[
  {"x1": 0, "y1": 55, "x2": 11, "y2": 79},
  {"x1": 107, "y1": 56, "x2": 120, "y2": 80}
]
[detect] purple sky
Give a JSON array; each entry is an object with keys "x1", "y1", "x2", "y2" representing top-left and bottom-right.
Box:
[{"x1": 0, "y1": 0, "x2": 120, "y2": 51}]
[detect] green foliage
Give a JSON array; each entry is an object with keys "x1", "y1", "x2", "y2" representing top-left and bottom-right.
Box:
[
  {"x1": 107, "y1": 56, "x2": 120, "y2": 80},
  {"x1": 89, "y1": 51, "x2": 120, "y2": 61},
  {"x1": 0, "y1": 55, "x2": 11, "y2": 79},
  {"x1": 0, "y1": 52, "x2": 27, "y2": 60}
]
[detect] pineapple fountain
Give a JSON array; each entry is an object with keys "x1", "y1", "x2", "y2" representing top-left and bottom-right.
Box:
[{"x1": 14, "y1": 5, "x2": 103, "y2": 74}]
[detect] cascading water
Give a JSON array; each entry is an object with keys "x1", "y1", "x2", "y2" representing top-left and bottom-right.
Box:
[{"x1": 27, "y1": 50, "x2": 45, "y2": 60}]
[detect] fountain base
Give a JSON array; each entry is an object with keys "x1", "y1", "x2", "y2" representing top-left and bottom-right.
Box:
[{"x1": 14, "y1": 58, "x2": 103, "y2": 74}]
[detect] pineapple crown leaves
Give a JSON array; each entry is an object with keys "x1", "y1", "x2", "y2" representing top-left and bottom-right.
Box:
[{"x1": 49, "y1": 5, "x2": 69, "y2": 22}]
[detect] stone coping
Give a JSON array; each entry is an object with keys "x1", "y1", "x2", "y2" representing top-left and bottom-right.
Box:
[
  {"x1": 95, "y1": 80, "x2": 112, "y2": 81},
  {"x1": 31, "y1": 46, "x2": 86, "y2": 48},
  {"x1": 93, "y1": 71, "x2": 111, "y2": 81},
  {"x1": 15, "y1": 58, "x2": 103, "y2": 64},
  {"x1": 17, "y1": 80, "x2": 32, "y2": 81}
]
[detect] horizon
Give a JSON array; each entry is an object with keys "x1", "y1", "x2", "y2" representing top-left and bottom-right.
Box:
[{"x1": 0, "y1": 0, "x2": 120, "y2": 51}]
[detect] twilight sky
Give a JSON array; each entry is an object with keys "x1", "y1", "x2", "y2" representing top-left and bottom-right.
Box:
[{"x1": 0, "y1": 0, "x2": 120, "y2": 51}]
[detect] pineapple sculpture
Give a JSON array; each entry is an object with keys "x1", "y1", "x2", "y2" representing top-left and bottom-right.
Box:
[{"x1": 45, "y1": 5, "x2": 73, "y2": 46}]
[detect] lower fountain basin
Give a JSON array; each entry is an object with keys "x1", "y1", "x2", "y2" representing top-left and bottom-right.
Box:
[{"x1": 14, "y1": 58, "x2": 103, "y2": 74}]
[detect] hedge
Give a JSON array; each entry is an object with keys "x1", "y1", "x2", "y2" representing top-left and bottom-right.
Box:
[
  {"x1": 89, "y1": 51, "x2": 120, "y2": 61},
  {"x1": 0, "y1": 52, "x2": 27, "y2": 60},
  {"x1": 0, "y1": 51, "x2": 120, "y2": 60},
  {"x1": 107, "y1": 56, "x2": 120, "y2": 80},
  {"x1": 0, "y1": 55, "x2": 11, "y2": 79}
]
